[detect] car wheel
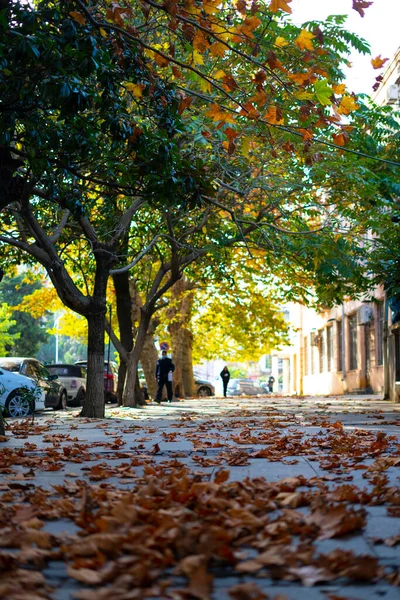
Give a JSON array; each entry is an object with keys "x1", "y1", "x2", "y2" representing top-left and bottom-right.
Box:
[
  {"x1": 74, "y1": 388, "x2": 85, "y2": 407},
  {"x1": 54, "y1": 391, "x2": 67, "y2": 411},
  {"x1": 6, "y1": 390, "x2": 33, "y2": 418},
  {"x1": 198, "y1": 386, "x2": 212, "y2": 397}
]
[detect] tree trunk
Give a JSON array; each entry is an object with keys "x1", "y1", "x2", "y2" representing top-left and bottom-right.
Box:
[
  {"x1": 0, "y1": 417, "x2": 5, "y2": 437},
  {"x1": 181, "y1": 328, "x2": 195, "y2": 395},
  {"x1": 80, "y1": 313, "x2": 106, "y2": 418},
  {"x1": 140, "y1": 319, "x2": 159, "y2": 400},
  {"x1": 167, "y1": 278, "x2": 196, "y2": 397},
  {"x1": 123, "y1": 309, "x2": 151, "y2": 407},
  {"x1": 113, "y1": 271, "x2": 134, "y2": 405}
]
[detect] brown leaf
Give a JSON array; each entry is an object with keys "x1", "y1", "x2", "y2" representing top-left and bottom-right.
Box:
[{"x1": 214, "y1": 468, "x2": 230, "y2": 484}]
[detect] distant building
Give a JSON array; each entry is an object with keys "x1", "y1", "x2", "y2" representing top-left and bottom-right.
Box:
[
  {"x1": 263, "y1": 296, "x2": 385, "y2": 397},
  {"x1": 372, "y1": 47, "x2": 400, "y2": 108}
]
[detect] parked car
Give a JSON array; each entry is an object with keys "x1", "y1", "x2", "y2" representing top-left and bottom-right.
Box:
[
  {"x1": 46, "y1": 364, "x2": 86, "y2": 406},
  {"x1": 74, "y1": 360, "x2": 118, "y2": 402},
  {"x1": 0, "y1": 366, "x2": 46, "y2": 417},
  {"x1": 140, "y1": 372, "x2": 215, "y2": 400},
  {"x1": 227, "y1": 378, "x2": 263, "y2": 396},
  {"x1": 195, "y1": 376, "x2": 215, "y2": 397},
  {"x1": 0, "y1": 357, "x2": 67, "y2": 410}
]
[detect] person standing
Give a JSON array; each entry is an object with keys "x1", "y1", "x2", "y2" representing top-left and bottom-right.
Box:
[
  {"x1": 155, "y1": 350, "x2": 175, "y2": 403},
  {"x1": 268, "y1": 375, "x2": 275, "y2": 393},
  {"x1": 220, "y1": 366, "x2": 230, "y2": 397}
]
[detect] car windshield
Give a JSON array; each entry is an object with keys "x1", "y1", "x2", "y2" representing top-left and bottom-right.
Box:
[
  {"x1": 0, "y1": 359, "x2": 22, "y2": 372},
  {"x1": 48, "y1": 365, "x2": 83, "y2": 377}
]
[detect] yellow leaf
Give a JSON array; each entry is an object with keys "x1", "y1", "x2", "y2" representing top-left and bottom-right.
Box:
[
  {"x1": 337, "y1": 95, "x2": 360, "y2": 115},
  {"x1": 275, "y1": 36, "x2": 289, "y2": 48},
  {"x1": 213, "y1": 70, "x2": 226, "y2": 80},
  {"x1": 199, "y1": 77, "x2": 212, "y2": 93},
  {"x1": 241, "y1": 137, "x2": 251, "y2": 157},
  {"x1": 202, "y1": 0, "x2": 221, "y2": 14},
  {"x1": 192, "y1": 50, "x2": 204, "y2": 65},
  {"x1": 69, "y1": 11, "x2": 86, "y2": 26},
  {"x1": 269, "y1": 0, "x2": 292, "y2": 14},
  {"x1": 332, "y1": 83, "x2": 346, "y2": 95},
  {"x1": 202, "y1": 226, "x2": 207, "y2": 234},
  {"x1": 125, "y1": 83, "x2": 144, "y2": 98},
  {"x1": 99, "y1": 28, "x2": 107, "y2": 38},
  {"x1": 295, "y1": 29, "x2": 315, "y2": 51}
]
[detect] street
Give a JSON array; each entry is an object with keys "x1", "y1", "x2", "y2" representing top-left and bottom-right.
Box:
[{"x1": 0, "y1": 394, "x2": 399, "y2": 599}]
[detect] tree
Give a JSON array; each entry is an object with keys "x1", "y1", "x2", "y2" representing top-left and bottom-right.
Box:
[
  {"x1": 0, "y1": 273, "x2": 49, "y2": 356},
  {"x1": 0, "y1": 303, "x2": 19, "y2": 356},
  {"x1": 1, "y1": 0, "x2": 393, "y2": 416}
]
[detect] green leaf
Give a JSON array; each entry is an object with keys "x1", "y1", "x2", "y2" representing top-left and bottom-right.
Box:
[{"x1": 313, "y1": 79, "x2": 334, "y2": 106}]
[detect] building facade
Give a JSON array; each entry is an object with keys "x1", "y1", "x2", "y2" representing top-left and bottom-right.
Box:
[{"x1": 264, "y1": 292, "x2": 386, "y2": 397}]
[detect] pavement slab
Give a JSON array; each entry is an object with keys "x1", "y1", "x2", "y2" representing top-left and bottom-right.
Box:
[{"x1": 0, "y1": 394, "x2": 399, "y2": 599}]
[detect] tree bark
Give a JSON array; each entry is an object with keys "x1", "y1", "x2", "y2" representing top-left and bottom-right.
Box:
[
  {"x1": 140, "y1": 318, "x2": 159, "y2": 400},
  {"x1": 113, "y1": 271, "x2": 134, "y2": 405},
  {"x1": 123, "y1": 308, "x2": 151, "y2": 407},
  {"x1": 80, "y1": 313, "x2": 106, "y2": 418},
  {"x1": 167, "y1": 278, "x2": 196, "y2": 397},
  {"x1": 0, "y1": 417, "x2": 5, "y2": 437}
]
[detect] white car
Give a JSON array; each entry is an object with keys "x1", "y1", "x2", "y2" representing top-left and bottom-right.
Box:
[
  {"x1": 0, "y1": 367, "x2": 45, "y2": 417},
  {"x1": 46, "y1": 364, "x2": 86, "y2": 406}
]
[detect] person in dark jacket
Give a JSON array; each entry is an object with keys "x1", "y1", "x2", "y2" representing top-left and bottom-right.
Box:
[
  {"x1": 268, "y1": 375, "x2": 275, "y2": 393},
  {"x1": 155, "y1": 350, "x2": 175, "y2": 403},
  {"x1": 220, "y1": 366, "x2": 230, "y2": 397}
]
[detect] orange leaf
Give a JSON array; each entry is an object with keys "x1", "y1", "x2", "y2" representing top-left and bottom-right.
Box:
[
  {"x1": 332, "y1": 132, "x2": 348, "y2": 147},
  {"x1": 205, "y1": 103, "x2": 236, "y2": 124},
  {"x1": 209, "y1": 42, "x2": 227, "y2": 57},
  {"x1": 371, "y1": 55, "x2": 389, "y2": 70},
  {"x1": 240, "y1": 101, "x2": 260, "y2": 119},
  {"x1": 264, "y1": 105, "x2": 284, "y2": 125},
  {"x1": 235, "y1": 0, "x2": 247, "y2": 15},
  {"x1": 269, "y1": 0, "x2": 292, "y2": 14},
  {"x1": 178, "y1": 96, "x2": 193, "y2": 114},
  {"x1": 222, "y1": 74, "x2": 239, "y2": 90},
  {"x1": 299, "y1": 128, "x2": 313, "y2": 141},
  {"x1": 224, "y1": 127, "x2": 238, "y2": 142},
  {"x1": 69, "y1": 11, "x2": 86, "y2": 25}
]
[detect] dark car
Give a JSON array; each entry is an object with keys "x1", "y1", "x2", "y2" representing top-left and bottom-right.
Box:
[
  {"x1": 0, "y1": 357, "x2": 68, "y2": 410},
  {"x1": 227, "y1": 378, "x2": 262, "y2": 396},
  {"x1": 74, "y1": 360, "x2": 118, "y2": 402},
  {"x1": 46, "y1": 364, "x2": 86, "y2": 407}
]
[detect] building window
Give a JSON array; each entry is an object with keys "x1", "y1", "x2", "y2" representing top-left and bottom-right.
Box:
[
  {"x1": 327, "y1": 325, "x2": 334, "y2": 371},
  {"x1": 376, "y1": 302, "x2": 384, "y2": 366},
  {"x1": 337, "y1": 321, "x2": 343, "y2": 372},
  {"x1": 319, "y1": 330, "x2": 325, "y2": 372},
  {"x1": 265, "y1": 355, "x2": 272, "y2": 370},
  {"x1": 304, "y1": 336, "x2": 309, "y2": 375},
  {"x1": 348, "y1": 314, "x2": 358, "y2": 370}
]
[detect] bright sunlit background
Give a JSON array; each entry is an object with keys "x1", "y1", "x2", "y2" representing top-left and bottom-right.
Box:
[{"x1": 290, "y1": 0, "x2": 400, "y2": 94}]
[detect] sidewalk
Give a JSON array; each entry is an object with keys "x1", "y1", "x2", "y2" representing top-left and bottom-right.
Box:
[{"x1": 0, "y1": 395, "x2": 399, "y2": 599}]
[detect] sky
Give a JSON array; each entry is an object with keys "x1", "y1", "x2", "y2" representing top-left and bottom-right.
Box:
[{"x1": 290, "y1": 0, "x2": 400, "y2": 95}]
